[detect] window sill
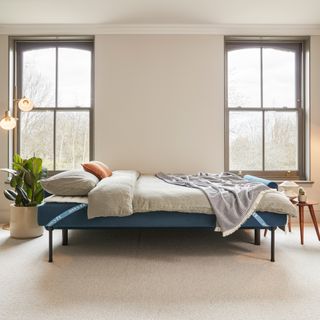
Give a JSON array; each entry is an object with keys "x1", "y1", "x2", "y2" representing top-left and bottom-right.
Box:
[{"x1": 273, "y1": 180, "x2": 314, "y2": 185}]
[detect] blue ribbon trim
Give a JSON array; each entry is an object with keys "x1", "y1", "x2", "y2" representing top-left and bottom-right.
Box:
[
  {"x1": 46, "y1": 203, "x2": 87, "y2": 228},
  {"x1": 252, "y1": 212, "x2": 269, "y2": 228}
]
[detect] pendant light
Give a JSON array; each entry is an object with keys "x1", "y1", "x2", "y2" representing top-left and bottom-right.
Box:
[
  {"x1": 0, "y1": 111, "x2": 17, "y2": 130},
  {"x1": 17, "y1": 97, "x2": 33, "y2": 112}
]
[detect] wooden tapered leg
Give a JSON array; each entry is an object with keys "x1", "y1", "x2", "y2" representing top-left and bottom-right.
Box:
[
  {"x1": 264, "y1": 229, "x2": 268, "y2": 237},
  {"x1": 299, "y1": 206, "x2": 304, "y2": 245},
  {"x1": 308, "y1": 205, "x2": 320, "y2": 241},
  {"x1": 288, "y1": 216, "x2": 292, "y2": 232}
]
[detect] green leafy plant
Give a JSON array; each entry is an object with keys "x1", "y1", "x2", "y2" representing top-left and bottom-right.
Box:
[
  {"x1": 1, "y1": 154, "x2": 44, "y2": 207},
  {"x1": 298, "y1": 187, "x2": 305, "y2": 196}
]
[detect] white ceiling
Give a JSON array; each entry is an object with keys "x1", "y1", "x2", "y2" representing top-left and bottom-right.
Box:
[{"x1": 0, "y1": 0, "x2": 319, "y2": 25}]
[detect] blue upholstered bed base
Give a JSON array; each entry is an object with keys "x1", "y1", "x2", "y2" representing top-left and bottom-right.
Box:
[
  {"x1": 38, "y1": 202, "x2": 287, "y2": 230},
  {"x1": 38, "y1": 203, "x2": 286, "y2": 263}
]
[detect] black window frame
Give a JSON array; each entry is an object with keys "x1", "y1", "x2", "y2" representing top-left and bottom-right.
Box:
[
  {"x1": 13, "y1": 39, "x2": 94, "y2": 173},
  {"x1": 225, "y1": 38, "x2": 308, "y2": 180}
]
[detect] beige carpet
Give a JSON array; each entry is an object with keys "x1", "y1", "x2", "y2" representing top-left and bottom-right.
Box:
[{"x1": 1, "y1": 225, "x2": 320, "y2": 320}]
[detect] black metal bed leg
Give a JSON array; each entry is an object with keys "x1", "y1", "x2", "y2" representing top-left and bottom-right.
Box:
[
  {"x1": 62, "y1": 229, "x2": 68, "y2": 246},
  {"x1": 254, "y1": 228, "x2": 261, "y2": 245},
  {"x1": 48, "y1": 227, "x2": 53, "y2": 263},
  {"x1": 271, "y1": 227, "x2": 276, "y2": 262}
]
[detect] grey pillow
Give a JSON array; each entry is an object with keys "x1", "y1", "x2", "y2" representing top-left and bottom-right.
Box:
[{"x1": 40, "y1": 170, "x2": 99, "y2": 196}]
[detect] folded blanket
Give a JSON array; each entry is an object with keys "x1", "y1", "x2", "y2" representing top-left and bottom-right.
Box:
[
  {"x1": 156, "y1": 172, "x2": 272, "y2": 236},
  {"x1": 88, "y1": 170, "x2": 140, "y2": 219}
]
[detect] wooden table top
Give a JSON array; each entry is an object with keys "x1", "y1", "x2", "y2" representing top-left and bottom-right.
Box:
[{"x1": 291, "y1": 198, "x2": 318, "y2": 206}]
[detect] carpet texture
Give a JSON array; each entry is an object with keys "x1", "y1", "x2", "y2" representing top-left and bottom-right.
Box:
[{"x1": 1, "y1": 225, "x2": 320, "y2": 320}]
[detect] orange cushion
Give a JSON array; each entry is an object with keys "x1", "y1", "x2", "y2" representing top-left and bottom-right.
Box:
[{"x1": 81, "y1": 161, "x2": 112, "y2": 180}]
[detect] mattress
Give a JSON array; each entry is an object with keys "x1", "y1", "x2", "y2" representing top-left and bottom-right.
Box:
[{"x1": 45, "y1": 195, "x2": 88, "y2": 204}]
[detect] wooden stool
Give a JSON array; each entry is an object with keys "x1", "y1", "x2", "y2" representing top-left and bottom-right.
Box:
[
  {"x1": 263, "y1": 199, "x2": 320, "y2": 245},
  {"x1": 295, "y1": 200, "x2": 320, "y2": 245}
]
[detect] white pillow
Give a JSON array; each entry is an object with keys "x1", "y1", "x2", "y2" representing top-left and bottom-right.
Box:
[
  {"x1": 257, "y1": 192, "x2": 297, "y2": 217},
  {"x1": 40, "y1": 170, "x2": 99, "y2": 196}
]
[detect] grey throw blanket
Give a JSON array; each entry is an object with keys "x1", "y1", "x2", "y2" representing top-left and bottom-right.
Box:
[{"x1": 156, "y1": 172, "x2": 269, "y2": 236}]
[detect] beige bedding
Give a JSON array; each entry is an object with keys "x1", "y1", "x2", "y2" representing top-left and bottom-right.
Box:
[
  {"x1": 133, "y1": 175, "x2": 213, "y2": 214},
  {"x1": 45, "y1": 172, "x2": 297, "y2": 218},
  {"x1": 133, "y1": 175, "x2": 297, "y2": 217},
  {"x1": 88, "y1": 170, "x2": 140, "y2": 218}
]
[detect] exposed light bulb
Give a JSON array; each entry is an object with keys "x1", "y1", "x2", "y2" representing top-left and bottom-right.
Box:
[
  {"x1": 0, "y1": 111, "x2": 17, "y2": 130},
  {"x1": 18, "y1": 97, "x2": 33, "y2": 112}
]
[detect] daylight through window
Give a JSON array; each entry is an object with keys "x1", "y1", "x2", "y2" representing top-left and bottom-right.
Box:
[
  {"x1": 226, "y1": 40, "x2": 305, "y2": 179},
  {"x1": 16, "y1": 41, "x2": 93, "y2": 171}
]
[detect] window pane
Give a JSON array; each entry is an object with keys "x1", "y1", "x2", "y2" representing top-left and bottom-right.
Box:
[
  {"x1": 58, "y1": 48, "x2": 91, "y2": 108},
  {"x1": 22, "y1": 48, "x2": 55, "y2": 108},
  {"x1": 228, "y1": 48, "x2": 261, "y2": 108},
  {"x1": 20, "y1": 111, "x2": 54, "y2": 170},
  {"x1": 265, "y1": 112, "x2": 298, "y2": 170},
  {"x1": 263, "y1": 48, "x2": 296, "y2": 108},
  {"x1": 229, "y1": 111, "x2": 262, "y2": 170},
  {"x1": 56, "y1": 112, "x2": 90, "y2": 170}
]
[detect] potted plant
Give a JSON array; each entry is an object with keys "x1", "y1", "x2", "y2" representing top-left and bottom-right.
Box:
[
  {"x1": 1, "y1": 154, "x2": 44, "y2": 238},
  {"x1": 298, "y1": 187, "x2": 307, "y2": 203}
]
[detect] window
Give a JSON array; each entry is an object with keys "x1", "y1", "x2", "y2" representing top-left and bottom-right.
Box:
[
  {"x1": 225, "y1": 39, "x2": 306, "y2": 179},
  {"x1": 15, "y1": 40, "x2": 93, "y2": 171}
]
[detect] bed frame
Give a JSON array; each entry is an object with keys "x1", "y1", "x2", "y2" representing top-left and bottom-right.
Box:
[
  {"x1": 37, "y1": 175, "x2": 287, "y2": 263},
  {"x1": 38, "y1": 203, "x2": 286, "y2": 263}
]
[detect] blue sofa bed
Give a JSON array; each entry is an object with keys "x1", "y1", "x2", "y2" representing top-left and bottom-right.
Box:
[{"x1": 37, "y1": 175, "x2": 287, "y2": 262}]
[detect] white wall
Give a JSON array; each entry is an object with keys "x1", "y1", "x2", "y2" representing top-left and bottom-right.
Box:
[
  {"x1": 304, "y1": 36, "x2": 320, "y2": 201},
  {"x1": 95, "y1": 35, "x2": 224, "y2": 174},
  {"x1": 0, "y1": 35, "x2": 9, "y2": 222},
  {"x1": 0, "y1": 32, "x2": 320, "y2": 223}
]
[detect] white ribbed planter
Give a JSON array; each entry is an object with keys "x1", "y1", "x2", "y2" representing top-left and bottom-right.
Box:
[
  {"x1": 298, "y1": 195, "x2": 307, "y2": 203},
  {"x1": 10, "y1": 205, "x2": 43, "y2": 239}
]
